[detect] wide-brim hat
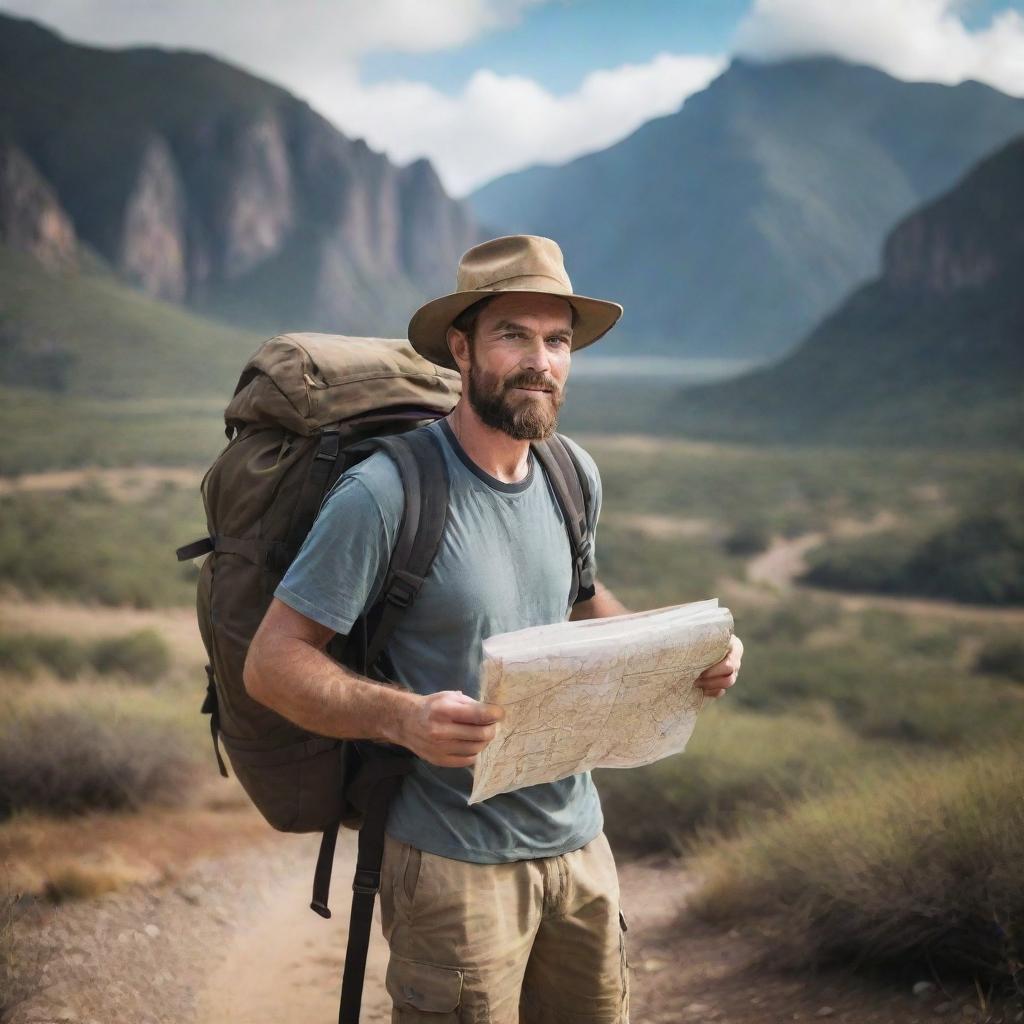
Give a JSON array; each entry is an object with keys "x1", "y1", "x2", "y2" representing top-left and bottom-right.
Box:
[{"x1": 408, "y1": 234, "x2": 623, "y2": 370}]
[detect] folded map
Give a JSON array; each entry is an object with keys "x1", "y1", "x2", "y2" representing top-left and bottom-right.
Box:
[{"x1": 468, "y1": 598, "x2": 734, "y2": 804}]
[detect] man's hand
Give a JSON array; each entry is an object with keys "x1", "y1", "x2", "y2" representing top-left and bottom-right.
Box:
[
  {"x1": 397, "y1": 690, "x2": 506, "y2": 768},
  {"x1": 695, "y1": 634, "x2": 743, "y2": 699}
]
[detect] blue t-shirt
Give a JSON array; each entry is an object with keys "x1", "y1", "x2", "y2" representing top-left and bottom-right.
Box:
[{"x1": 274, "y1": 417, "x2": 605, "y2": 863}]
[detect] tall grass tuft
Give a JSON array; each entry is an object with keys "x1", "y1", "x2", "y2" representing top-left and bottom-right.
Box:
[
  {"x1": 688, "y1": 744, "x2": 1024, "y2": 991},
  {"x1": 0, "y1": 708, "x2": 191, "y2": 819}
]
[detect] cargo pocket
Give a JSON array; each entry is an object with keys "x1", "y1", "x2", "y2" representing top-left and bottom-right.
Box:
[{"x1": 385, "y1": 954, "x2": 464, "y2": 1021}]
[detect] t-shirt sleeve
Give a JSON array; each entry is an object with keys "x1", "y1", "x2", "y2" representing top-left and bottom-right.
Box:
[{"x1": 273, "y1": 473, "x2": 394, "y2": 636}]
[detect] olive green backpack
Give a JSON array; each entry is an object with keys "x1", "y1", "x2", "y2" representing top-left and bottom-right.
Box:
[{"x1": 175, "y1": 332, "x2": 596, "y2": 1024}]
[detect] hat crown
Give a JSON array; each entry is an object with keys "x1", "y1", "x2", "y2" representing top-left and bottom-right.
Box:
[{"x1": 455, "y1": 235, "x2": 573, "y2": 295}]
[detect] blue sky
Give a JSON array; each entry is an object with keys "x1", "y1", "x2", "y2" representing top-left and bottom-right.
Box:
[
  {"x1": 4, "y1": 0, "x2": 1024, "y2": 194},
  {"x1": 361, "y1": 0, "x2": 753, "y2": 95}
]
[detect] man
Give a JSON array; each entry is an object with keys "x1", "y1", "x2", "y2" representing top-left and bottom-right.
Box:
[{"x1": 244, "y1": 234, "x2": 743, "y2": 1022}]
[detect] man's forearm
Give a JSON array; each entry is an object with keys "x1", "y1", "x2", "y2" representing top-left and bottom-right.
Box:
[
  {"x1": 569, "y1": 579, "x2": 630, "y2": 620},
  {"x1": 244, "y1": 633, "x2": 415, "y2": 744}
]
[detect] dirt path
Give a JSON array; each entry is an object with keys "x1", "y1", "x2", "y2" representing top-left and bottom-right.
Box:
[
  {"x1": 743, "y1": 528, "x2": 1024, "y2": 625},
  {"x1": 6, "y1": 829, "x2": 1006, "y2": 1024},
  {"x1": 0, "y1": 466, "x2": 203, "y2": 499}
]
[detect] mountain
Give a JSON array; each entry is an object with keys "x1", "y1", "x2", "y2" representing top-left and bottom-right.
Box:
[
  {"x1": 662, "y1": 135, "x2": 1024, "y2": 449},
  {"x1": 0, "y1": 13, "x2": 480, "y2": 337},
  {"x1": 470, "y1": 57, "x2": 1024, "y2": 362},
  {"x1": 0, "y1": 241, "x2": 260, "y2": 399}
]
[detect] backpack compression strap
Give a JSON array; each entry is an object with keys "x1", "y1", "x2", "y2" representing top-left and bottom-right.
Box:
[{"x1": 531, "y1": 434, "x2": 597, "y2": 605}]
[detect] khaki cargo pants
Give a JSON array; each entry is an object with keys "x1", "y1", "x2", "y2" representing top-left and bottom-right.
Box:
[{"x1": 379, "y1": 831, "x2": 630, "y2": 1023}]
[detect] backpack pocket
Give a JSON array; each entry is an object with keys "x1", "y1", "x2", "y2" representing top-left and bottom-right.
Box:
[{"x1": 220, "y1": 733, "x2": 347, "y2": 833}]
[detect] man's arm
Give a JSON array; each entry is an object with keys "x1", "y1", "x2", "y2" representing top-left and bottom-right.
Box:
[
  {"x1": 243, "y1": 597, "x2": 502, "y2": 768},
  {"x1": 569, "y1": 579, "x2": 630, "y2": 620}
]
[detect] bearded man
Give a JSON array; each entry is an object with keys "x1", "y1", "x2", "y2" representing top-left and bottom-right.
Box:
[{"x1": 244, "y1": 235, "x2": 743, "y2": 1023}]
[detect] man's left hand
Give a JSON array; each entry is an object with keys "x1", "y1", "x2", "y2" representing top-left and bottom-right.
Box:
[{"x1": 695, "y1": 634, "x2": 743, "y2": 699}]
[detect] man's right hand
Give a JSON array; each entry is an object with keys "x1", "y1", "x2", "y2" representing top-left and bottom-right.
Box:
[{"x1": 397, "y1": 690, "x2": 505, "y2": 768}]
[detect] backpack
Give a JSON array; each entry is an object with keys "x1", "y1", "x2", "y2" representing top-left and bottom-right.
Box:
[{"x1": 174, "y1": 332, "x2": 596, "y2": 1024}]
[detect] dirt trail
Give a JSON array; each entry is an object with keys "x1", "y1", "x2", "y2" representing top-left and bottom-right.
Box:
[
  {"x1": 195, "y1": 836, "x2": 393, "y2": 1024},
  {"x1": 743, "y1": 531, "x2": 1024, "y2": 625},
  {"x1": 7, "y1": 828, "x2": 1000, "y2": 1024}
]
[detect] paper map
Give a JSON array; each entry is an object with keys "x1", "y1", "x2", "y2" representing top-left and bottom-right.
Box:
[{"x1": 468, "y1": 599, "x2": 734, "y2": 804}]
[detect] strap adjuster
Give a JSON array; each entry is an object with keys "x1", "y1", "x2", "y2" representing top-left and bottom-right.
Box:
[
  {"x1": 315, "y1": 429, "x2": 341, "y2": 462},
  {"x1": 384, "y1": 569, "x2": 424, "y2": 609},
  {"x1": 352, "y1": 868, "x2": 380, "y2": 895}
]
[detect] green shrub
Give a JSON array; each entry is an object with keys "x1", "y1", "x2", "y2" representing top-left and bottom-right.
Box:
[
  {"x1": 721, "y1": 521, "x2": 771, "y2": 556},
  {"x1": 0, "y1": 629, "x2": 171, "y2": 683},
  {"x1": 688, "y1": 745, "x2": 1024, "y2": 990},
  {"x1": 0, "y1": 634, "x2": 89, "y2": 680},
  {"x1": 89, "y1": 629, "x2": 171, "y2": 681},
  {"x1": 0, "y1": 708, "x2": 191, "y2": 819},
  {"x1": 597, "y1": 705, "x2": 874, "y2": 856},
  {"x1": 0, "y1": 484, "x2": 205, "y2": 608},
  {"x1": 975, "y1": 639, "x2": 1024, "y2": 683},
  {"x1": 801, "y1": 508, "x2": 1024, "y2": 606}
]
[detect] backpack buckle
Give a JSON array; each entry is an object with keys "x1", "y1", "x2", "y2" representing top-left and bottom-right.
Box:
[
  {"x1": 352, "y1": 869, "x2": 381, "y2": 895},
  {"x1": 315, "y1": 429, "x2": 341, "y2": 462},
  {"x1": 384, "y1": 569, "x2": 425, "y2": 609}
]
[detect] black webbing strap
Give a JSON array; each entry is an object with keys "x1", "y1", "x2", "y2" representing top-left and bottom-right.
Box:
[
  {"x1": 532, "y1": 434, "x2": 595, "y2": 604},
  {"x1": 175, "y1": 535, "x2": 214, "y2": 562},
  {"x1": 337, "y1": 759, "x2": 410, "y2": 1024},
  {"x1": 280, "y1": 425, "x2": 343, "y2": 574},
  {"x1": 199, "y1": 663, "x2": 228, "y2": 778},
  {"x1": 360, "y1": 428, "x2": 450, "y2": 673}
]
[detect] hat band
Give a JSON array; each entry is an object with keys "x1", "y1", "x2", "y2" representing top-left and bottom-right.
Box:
[{"x1": 460, "y1": 272, "x2": 572, "y2": 295}]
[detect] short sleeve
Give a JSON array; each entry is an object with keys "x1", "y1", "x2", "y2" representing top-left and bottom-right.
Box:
[{"x1": 273, "y1": 473, "x2": 394, "y2": 636}]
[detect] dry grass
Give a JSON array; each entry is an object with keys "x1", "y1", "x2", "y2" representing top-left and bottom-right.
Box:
[{"x1": 688, "y1": 744, "x2": 1024, "y2": 991}]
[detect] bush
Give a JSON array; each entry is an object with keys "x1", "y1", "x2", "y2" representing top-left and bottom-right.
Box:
[
  {"x1": 597, "y1": 705, "x2": 873, "y2": 856},
  {"x1": 90, "y1": 629, "x2": 171, "y2": 681},
  {"x1": 722, "y1": 521, "x2": 771, "y2": 557},
  {"x1": 974, "y1": 639, "x2": 1024, "y2": 684},
  {"x1": 0, "y1": 708, "x2": 191, "y2": 819},
  {"x1": 0, "y1": 629, "x2": 171, "y2": 683},
  {"x1": 0, "y1": 633, "x2": 89, "y2": 680},
  {"x1": 801, "y1": 508, "x2": 1024, "y2": 606},
  {"x1": 0, "y1": 484, "x2": 205, "y2": 608},
  {"x1": 688, "y1": 745, "x2": 1024, "y2": 991}
]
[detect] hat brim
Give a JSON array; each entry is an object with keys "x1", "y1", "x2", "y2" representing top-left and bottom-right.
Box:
[{"x1": 408, "y1": 288, "x2": 623, "y2": 371}]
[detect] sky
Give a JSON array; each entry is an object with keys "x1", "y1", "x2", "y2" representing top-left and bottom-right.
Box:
[{"x1": 3, "y1": 0, "x2": 1024, "y2": 195}]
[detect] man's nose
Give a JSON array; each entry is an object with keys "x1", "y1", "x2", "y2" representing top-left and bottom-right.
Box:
[{"x1": 520, "y1": 336, "x2": 553, "y2": 373}]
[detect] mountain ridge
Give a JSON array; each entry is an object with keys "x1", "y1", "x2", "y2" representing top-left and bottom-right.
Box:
[
  {"x1": 470, "y1": 55, "x2": 1024, "y2": 362},
  {"x1": 0, "y1": 11, "x2": 481, "y2": 338}
]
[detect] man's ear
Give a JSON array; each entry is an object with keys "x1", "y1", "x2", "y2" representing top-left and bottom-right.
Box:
[{"x1": 447, "y1": 326, "x2": 471, "y2": 370}]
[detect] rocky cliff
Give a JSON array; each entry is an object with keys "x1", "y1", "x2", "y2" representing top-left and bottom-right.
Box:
[
  {"x1": 0, "y1": 140, "x2": 78, "y2": 272},
  {"x1": 0, "y1": 13, "x2": 480, "y2": 336}
]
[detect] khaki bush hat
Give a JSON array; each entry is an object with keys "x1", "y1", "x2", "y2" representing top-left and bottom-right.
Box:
[{"x1": 408, "y1": 234, "x2": 624, "y2": 370}]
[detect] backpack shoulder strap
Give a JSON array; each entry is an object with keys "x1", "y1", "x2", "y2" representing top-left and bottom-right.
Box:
[
  {"x1": 531, "y1": 433, "x2": 596, "y2": 605},
  {"x1": 359, "y1": 426, "x2": 451, "y2": 673}
]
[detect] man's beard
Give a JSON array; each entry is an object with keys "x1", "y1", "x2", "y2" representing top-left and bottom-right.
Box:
[{"x1": 467, "y1": 361, "x2": 565, "y2": 441}]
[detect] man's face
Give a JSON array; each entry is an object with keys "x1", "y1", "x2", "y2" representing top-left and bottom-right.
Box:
[{"x1": 455, "y1": 293, "x2": 573, "y2": 441}]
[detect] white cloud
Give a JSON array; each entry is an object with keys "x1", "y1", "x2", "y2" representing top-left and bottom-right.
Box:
[
  {"x1": 1, "y1": 0, "x2": 542, "y2": 60},
  {"x1": 321, "y1": 53, "x2": 726, "y2": 196},
  {"x1": 9, "y1": 1, "x2": 721, "y2": 196},
  {"x1": 735, "y1": 0, "x2": 1024, "y2": 97}
]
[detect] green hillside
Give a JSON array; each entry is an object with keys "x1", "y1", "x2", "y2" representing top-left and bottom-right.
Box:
[{"x1": 0, "y1": 244, "x2": 259, "y2": 400}]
